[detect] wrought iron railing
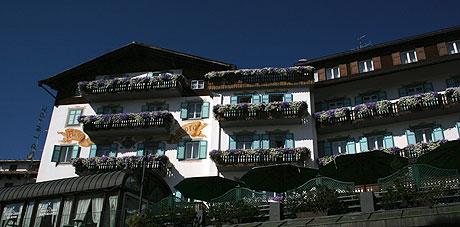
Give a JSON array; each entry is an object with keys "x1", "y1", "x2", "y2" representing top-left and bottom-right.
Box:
[
  {"x1": 212, "y1": 152, "x2": 306, "y2": 166},
  {"x1": 80, "y1": 80, "x2": 183, "y2": 95},
  {"x1": 83, "y1": 117, "x2": 169, "y2": 131}
]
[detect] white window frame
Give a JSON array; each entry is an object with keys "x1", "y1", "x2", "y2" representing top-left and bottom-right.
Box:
[
  {"x1": 332, "y1": 140, "x2": 347, "y2": 155},
  {"x1": 185, "y1": 141, "x2": 200, "y2": 160},
  {"x1": 447, "y1": 40, "x2": 460, "y2": 55},
  {"x1": 59, "y1": 146, "x2": 74, "y2": 163},
  {"x1": 187, "y1": 103, "x2": 202, "y2": 119},
  {"x1": 313, "y1": 71, "x2": 319, "y2": 82},
  {"x1": 326, "y1": 66, "x2": 340, "y2": 80},
  {"x1": 191, "y1": 80, "x2": 204, "y2": 90},
  {"x1": 358, "y1": 59, "x2": 374, "y2": 73},
  {"x1": 400, "y1": 50, "x2": 418, "y2": 64},
  {"x1": 415, "y1": 128, "x2": 433, "y2": 143},
  {"x1": 367, "y1": 135, "x2": 384, "y2": 150}
]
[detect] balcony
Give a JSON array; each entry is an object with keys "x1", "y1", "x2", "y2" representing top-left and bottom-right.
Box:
[
  {"x1": 214, "y1": 101, "x2": 308, "y2": 127},
  {"x1": 78, "y1": 111, "x2": 174, "y2": 139},
  {"x1": 71, "y1": 155, "x2": 171, "y2": 176},
  {"x1": 77, "y1": 74, "x2": 185, "y2": 102},
  {"x1": 205, "y1": 66, "x2": 314, "y2": 90},
  {"x1": 315, "y1": 88, "x2": 460, "y2": 134},
  {"x1": 210, "y1": 147, "x2": 310, "y2": 171}
]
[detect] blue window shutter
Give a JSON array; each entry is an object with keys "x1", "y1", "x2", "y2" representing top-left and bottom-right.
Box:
[
  {"x1": 51, "y1": 145, "x2": 61, "y2": 162},
  {"x1": 324, "y1": 142, "x2": 332, "y2": 156},
  {"x1": 175, "y1": 190, "x2": 182, "y2": 199},
  {"x1": 406, "y1": 129, "x2": 416, "y2": 145},
  {"x1": 446, "y1": 78, "x2": 456, "y2": 88},
  {"x1": 424, "y1": 83, "x2": 434, "y2": 92},
  {"x1": 230, "y1": 96, "x2": 238, "y2": 104},
  {"x1": 162, "y1": 104, "x2": 169, "y2": 111},
  {"x1": 71, "y1": 146, "x2": 80, "y2": 159},
  {"x1": 384, "y1": 133, "x2": 394, "y2": 148},
  {"x1": 96, "y1": 108, "x2": 104, "y2": 114},
  {"x1": 201, "y1": 102, "x2": 210, "y2": 118},
  {"x1": 89, "y1": 144, "x2": 97, "y2": 158},
  {"x1": 199, "y1": 141, "x2": 207, "y2": 159},
  {"x1": 347, "y1": 139, "x2": 356, "y2": 154},
  {"x1": 252, "y1": 135, "x2": 260, "y2": 149},
  {"x1": 177, "y1": 141, "x2": 186, "y2": 160},
  {"x1": 343, "y1": 98, "x2": 352, "y2": 109},
  {"x1": 229, "y1": 135, "x2": 237, "y2": 149},
  {"x1": 109, "y1": 143, "x2": 118, "y2": 157},
  {"x1": 116, "y1": 107, "x2": 123, "y2": 114},
  {"x1": 432, "y1": 125, "x2": 445, "y2": 141},
  {"x1": 285, "y1": 133, "x2": 294, "y2": 148},
  {"x1": 354, "y1": 96, "x2": 363, "y2": 105},
  {"x1": 157, "y1": 142, "x2": 165, "y2": 155},
  {"x1": 378, "y1": 91, "x2": 387, "y2": 100},
  {"x1": 284, "y1": 94, "x2": 293, "y2": 102},
  {"x1": 262, "y1": 95, "x2": 270, "y2": 103},
  {"x1": 399, "y1": 88, "x2": 408, "y2": 97},
  {"x1": 141, "y1": 105, "x2": 148, "y2": 112},
  {"x1": 359, "y1": 137, "x2": 368, "y2": 152},
  {"x1": 252, "y1": 95, "x2": 261, "y2": 104},
  {"x1": 262, "y1": 134, "x2": 270, "y2": 148},
  {"x1": 457, "y1": 122, "x2": 460, "y2": 137},
  {"x1": 320, "y1": 102, "x2": 328, "y2": 111},
  {"x1": 180, "y1": 103, "x2": 188, "y2": 119},
  {"x1": 137, "y1": 143, "x2": 144, "y2": 156}
]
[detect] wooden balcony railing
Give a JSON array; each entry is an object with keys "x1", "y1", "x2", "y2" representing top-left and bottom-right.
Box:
[
  {"x1": 210, "y1": 148, "x2": 310, "y2": 167},
  {"x1": 208, "y1": 73, "x2": 313, "y2": 90},
  {"x1": 81, "y1": 80, "x2": 182, "y2": 95},
  {"x1": 83, "y1": 117, "x2": 171, "y2": 131},
  {"x1": 217, "y1": 107, "x2": 304, "y2": 121}
]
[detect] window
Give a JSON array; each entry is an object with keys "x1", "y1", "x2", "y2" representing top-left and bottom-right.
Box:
[
  {"x1": 400, "y1": 50, "x2": 417, "y2": 64},
  {"x1": 238, "y1": 96, "x2": 252, "y2": 103},
  {"x1": 0, "y1": 203, "x2": 24, "y2": 227},
  {"x1": 8, "y1": 165, "x2": 17, "y2": 171},
  {"x1": 358, "y1": 59, "x2": 374, "y2": 73},
  {"x1": 261, "y1": 93, "x2": 293, "y2": 103},
  {"x1": 362, "y1": 94, "x2": 379, "y2": 103},
  {"x1": 446, "y1": 76, "x2": 460, "y2": 88},
  {"x1": 326, "y1": 66, "x2": 340, "y2": 80},
  {"x1": 329, "y1": 100, "x2": 344, "y2": 109},
  {"x1": 191, "y1": 80, "x2": 205, "y2": 90},
  {"x1": 66, "y1": 108, "x2": 83, "y2": 126},
  {"x1": 415, "y1": 128, "x2": 433, "y2": 143},
  {"x1": 368, "y1": 135, "x2": 384, "y2": 150},
  {"x1": 96, "y1": 106, "x2": 123, "y2": 114},
  {"x1": 236, "y1": 135, "x2": 253, "y2": 149},
  {"x1": 332, "y1": 140, "x2": 347, "y2": 155},
  {"x1": 51, "y1": 145, "x2": 80, "y2": 163},
  {"x1": 399, "y1": 83, "x2": 433, "y2": 97},
  {"x1": 314, "y1": 71, "x2": 318, "y2": 82},
  {"x1": 97, "y1": 144, "x2": 117, "y2": 157},
  {"x1": 360, "y1": 133, "x2": 394, "y2": 152},
  {"x1": 270, "y1": 134, "x2": 286, "y2": 148},
  {"x1": 269, "y1": 94, "x2": 284, "y2": 102},
  {"x1": 324, "y1": 139, "x2": 356, "y2": 156},
  {"x1": 177, "y1": 141, "x2": 207, "y2": 160},
  {"x1": 447, "y1": 40, "x2": 460, "y2": 55},
  {"x1": 180, "y1": 102, "x2": 210, "y2": 120},
  {"x1": 142, "y1": 103, "x2": 169, "y2": 111},
  {"x1": 406, "y1": 125, "x2": 444, "y2": 145},
  {"x1": 407, "y1": 85, "x2": 424, "y2": 96},
  {"x1": 229, "y1": 135, "x2": 260, "y2": 150},
  {"x1": 137, "y1": 142, "x2": 166, "y2": 156},
  {"x1": 260, "y1": 133, "x2": 294, "y2": 149}
]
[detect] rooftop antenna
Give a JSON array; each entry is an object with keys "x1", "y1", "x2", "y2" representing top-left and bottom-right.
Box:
[{"x1": 357, "y1": 35, "x2": 372, "y2": 49}]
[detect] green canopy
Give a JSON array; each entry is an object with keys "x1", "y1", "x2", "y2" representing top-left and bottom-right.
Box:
[
  {"x1": 320, "y1": 150, "x2": 408, "y2": 185},
  {"x1": 417, "y1": 140, "x2": 460, "y2": 172},
  {"x1": 174, "y1": 176, "x2": 241, "y2": 201},
  {"x1": 240, "y1": 164, "x2": 319, "y2": 193}
]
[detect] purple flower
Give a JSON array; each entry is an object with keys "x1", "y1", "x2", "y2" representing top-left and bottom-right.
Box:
[
  {"x1": 279, "y1": 102, "x2": 290, "y2": 108},
  {"x1": 160, "y1": 73, "x2": 170, "y2": 80},
  {"x1": 366, "y1": 102, "x2": 377, "y2": 110},
  {"x1": 89, "y1": 115, "x2": 98, "y2": 122},
  {"x1": 209, "y1": 150, "x2": 221, "y2": 157},
  {"x1": 272, "y1": 196, "x2": 282, "y2": 201},
  {"x1": 313, "y1": 112, "x2": 322, "y2": 118},
  {"x1": 237, "y1": 103, "x2": 249, "y2": 109},
  {"x1": 102, "y1": 114, "x2": 111, "y2": 121},
  {"x1": 78, "y1": 81, "x2": 88, "y2": 86},
  {"x1": 120, "y1": 113, "x2": 129, "y2": 120},
  {"x1": 326, "y1": 109, "x2": 335, "y2": 117}
]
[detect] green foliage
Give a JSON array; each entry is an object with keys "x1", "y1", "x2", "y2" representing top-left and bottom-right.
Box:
[
  {"x1": 126, "y1": 206, "x2": 198, "y2": 227},
  {"x1": 206, "y1": 199, "x2": 260, "y2": 226}
]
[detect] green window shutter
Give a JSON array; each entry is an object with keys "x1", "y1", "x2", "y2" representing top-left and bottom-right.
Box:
[
  {"x1": 343, "y1": 98, "x2": 351, "y2": 109},
  {"x1": 424, "y1": 83, "x2": 434, "y2": 92},
  {"x1": 199, "y1": 141, "x2": 207, "y2": 159},
  {"x1": 285, "y1": 133, "x2": 294, "y2": 148},
  {"x1": 262, "y1": 95, "x2": 270, "y2": 103},
  {"x1": 137, "y1": 143, "x2": 144, "y2": 156},
  {"x1": 252, "y1": 135, "x2": 260, "y2": 149},
  {"x1": 399, "y1": 88, "x2": 408, "y2": 97},
  {"x1": 141, "y1": 105, "x2": 148, "y2": 112},
  {"x1": 405, "y1": 129, "x2": 416, "y2": 145},
  {"x1": 432, "y1": 125, "x2": 445, "y2": 141},
  {"x1": 284, "y1": 94, "x2": 293, "y2": 102},
  {"x1": 446, "y1": 78, "x2": 456, "y2": 88},
  {"x1": 346, "y1": 139, "x2": 356, "y2": 154},
  {"x1": 89, "y1": 144, "x2": 97, "y2": 158},
  {"x1": 96, "y1": 108, "x2": 104, "y2": 114},
  {"x1": 71, "y1": 146, "x2": 80, "y2": 159},
  {"x1": 252, "y1": 95, "x2": 261, "y2": 104},
  {"x1": 229, "y1": 135, "x2": 237, "y2": 149},
  {"x1": 109, "y1": 143, "x2": 118, "y2": 157},
  {"x1": 354, "y1": 96, "x2": 363, "y2": 105},
  {"x1": 157, "y1": 142, "x2": 166, "y2": 155},
  {"x1": 180, "y1": 103, "x2": 188, "y2": 119},
  {"x1": 320, "y1": 102, "x2": 328, "y2": 111},
  {"x1": 378, "y1": 91, "x2": 387, "y2": 101},
  {"x1": 324, "y1": 142, "x2": 332, "y2": 156},
  {"x1": 51, "y1": 145, "x2": 61, "y2": 162},
  {"x1": 115, "y1": 107, "x2": 123, "y2": 114},
  {"x1": 177, "y1": 141, "x2": 186, "y2": 160},
  {"x1": 67, "y1": 110, "x2": 76, "y2": 125},
  {"x1": 162, "y1": 104, "x2": 169, "y2": 111},
  {"x1": 383, "y1": 133, "x2": 394, "y2": 148},
  {"x1": 359, "y1": 137, "x2": 368, "y2": 152},
  {"x1": 230, "y1": 96, "x2": 238, "y2": 104},
  {"x1": 262, "y1": 134, "x2": 270, "y2": 148},
  {"x1": 457, "y1": 122, "x2": 460, "y2": 137},
  {"x1": 201, "y1": 102, "x2": 210, "y2": 119}
]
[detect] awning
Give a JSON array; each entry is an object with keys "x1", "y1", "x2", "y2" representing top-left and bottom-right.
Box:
[{"x1": 0, "y1": 171, "x2": 127, "y2": 203}]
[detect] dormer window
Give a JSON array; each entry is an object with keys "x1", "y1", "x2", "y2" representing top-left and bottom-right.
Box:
[
  {"x1": 358, "y1": 59, "x2": 374, "y2": 73},
  {"x1": 400, "y1": 50, "x2": 417, "y2": 64},
  {"x1": 191, "y1": 80, "x2": 204, "y2": 90},
  {"x1": 326, "y1": 66, "x2": 340, "y2": 80},
  {"x1": 447, "y1": 40, "x2": 460, "y2": 55}
]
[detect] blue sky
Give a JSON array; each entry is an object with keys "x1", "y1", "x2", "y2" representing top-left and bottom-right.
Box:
[{"x1": 0, "y1": 0, "x2": 459, "y2": 160}]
